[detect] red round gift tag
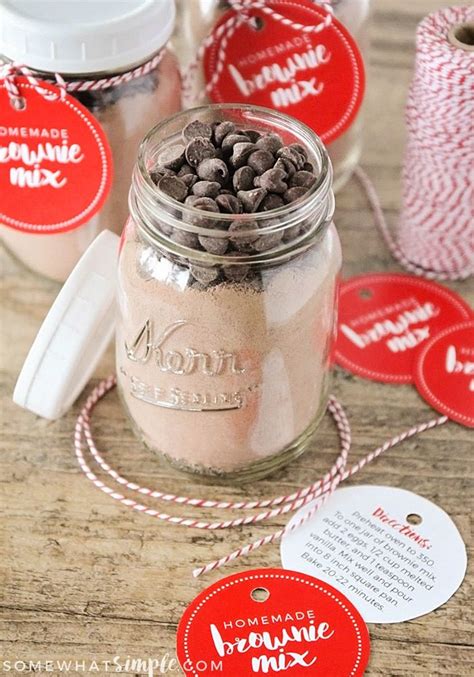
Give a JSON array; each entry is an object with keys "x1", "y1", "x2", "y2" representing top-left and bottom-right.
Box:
[
  {"x1": 203, "y1": 0, "x2": 365, "y2": 145},
  {"x1": 0, "y1": 78, "x2": 113, "y2": 234},
  {"x1": 335, "y1": 274, "x2": 472, "y2": 383},
  {"x1": 414, "y1": 321, "x2": 474, "y2": 428},
  {"x1": 176, "y1": 568, "x2": 370, "y2": 676}
]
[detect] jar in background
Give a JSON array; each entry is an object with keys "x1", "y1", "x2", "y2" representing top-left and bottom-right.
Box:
[
  {"x1": 173, "y1": 0, "x2": 370, "y2": 192},
  {"x1": 173, "y1": 0, "x2": 230, "y2": 67},
  {"x1": 0, "y1": 0, "x2": 182, "y2": 282},
  {"x1": 328, "y1": 0, "x2": 370, "y2": 191},
  {"x1": 117, "y1": 105, "x2": 341, "y2": 481}
]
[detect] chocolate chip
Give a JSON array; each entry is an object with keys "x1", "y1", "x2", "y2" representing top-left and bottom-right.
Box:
[
  {"x1": 255, "y1": 168, "x2": 287, "y2": 193},
  {"x1": 283, "y1": 186, "x2": 309, "y2": 203},
  {"x1": 183, "y1": 120, "x2": 213, "y2": 142},
  {"x1": 150, "y1": 166, "x2": 176, "y2": 184},
  {"x1": 185, "y1": 195, "x2": 202, "y2": 207},
  {"x1": 274, "y1": 157, "x2": 296, "y2": 179},
  {"x1": 191, "y1": 197, "x2": 220, "y2": 212},
  {"x1": 192, "y1": 181, "x2": 221, "y2": 198},
  {"x1": 238, "y1": 188, "x2": 267, "y2": 212},
  {"x1": 181, "y1": 173, "x2": 199, "y2": 190},
  {"x1": 170, "y1": 229, "x2": 200, "y2": 249},
  {"x1": 253, "y1": 232, "x2": 283, "y2": 252},
  {"x1": 288, "y1": 143, "x2": 308, "y2": 160},
  {"x1": 157, "y1": 175, "x2": 188, "y2": 202},
  {"x1": 228, "y1": 220, "x2": 259, "y2": 250},
  {"x1": 233, "y1": 165, "x2": 256, "y2": 192},
  {"x1": 247, "y1": 150, "x2": 274, "y2": 175},
  {"x1": 189, "y1": 197, "x2": 221, "y2": 228},
  {"x1": 197, "y1": 158, "x2": 229, "y2": 185},
  {"x1": 159, "y1": 145, "x2": 186, "y2": 171},
  {"x1": 276, "y1": 146, "x2": 305, "y2": 171},
  {"x1": 177, "y1": 163, "x2": 195, "y2": 176},
  {"x1": 221, "y1": 133, "x2": 250, "y2": 154},
  {"x1": 260, "y1": 193, "x2": 285, "y2": 211},
  {"x1": 253, "y1": 221, "x2": 284, "y2": 252},
  {"x1": 245, "y1": 130, "x2": 262, "y2": 144},
  {"x1": 282, "y1": 225, "x2": 302, "y2": 243},
  {"x1": 216, "y1": 194, "x2": 243, "y2": 214},
  {"x1": 186, "y1": 137, "x2": 217, "y2": 167},
  {"x1": 230, "y1": 142, "x2": 256, "y2": 168},
  {"x1": 198, "y1": 234, "x2": 229, "y2": 255},
  {"x1": 256, "y1": 132, "x2": 284, "y2": 154},
  {"x1": 224, "y1": 255, "x2": 250, "y2": 282},
  {"x1": 303, "y1": 162, "x2": 314, "y2": 172},
  {"x1": 190, "y1": 264, "x2": 219, "y2": 285},
  {"x1": 214, "y1": 121, "x2": 236, "y2": 146},
  {"x1": 290, "y1": 170, "x2": 317, "y2": 188}
]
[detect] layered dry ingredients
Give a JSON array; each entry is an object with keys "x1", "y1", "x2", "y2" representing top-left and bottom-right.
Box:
[{"x1": 116, "y1": 113, "x2": 341, "y2": 478}]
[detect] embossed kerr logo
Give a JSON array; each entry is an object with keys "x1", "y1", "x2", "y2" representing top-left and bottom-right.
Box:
[{"x1": 125, "y1": 319, "x2": 245, "y2": 378}]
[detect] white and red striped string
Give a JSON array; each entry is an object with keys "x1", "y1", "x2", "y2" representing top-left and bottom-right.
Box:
[
  {"x1": 0, "y1": 50, "x2": 164, "y2": 109},
  {"x1": 363, "y1": 6, "x2": 474, "y2": 282},
  {"x1": 73, "y1": 376, "x2": 447, "y2": 577}
]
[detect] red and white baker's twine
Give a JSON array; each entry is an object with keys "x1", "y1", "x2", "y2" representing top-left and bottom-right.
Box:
[
  {"x1": 182, "y1": 0, "x2": 334, "y2": 106},
  {"x1": 0, "y1": 50, "x2": 164, "y2": 108},
  {"x1": 74, "y1": 376, "x2": 447, "y2": 577},
  {"x1": 358, "y1": 6, "x2": 474, "y2": 282}
]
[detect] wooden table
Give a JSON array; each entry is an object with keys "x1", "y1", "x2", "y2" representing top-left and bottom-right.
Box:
[{"x1": 1, "y1": 1, "x2": 472, "y2": 674}]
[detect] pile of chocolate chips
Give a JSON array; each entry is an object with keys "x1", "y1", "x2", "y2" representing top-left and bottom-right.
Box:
[{"x1": 149, "y1": 119, "x2": 319, "y2": 286}]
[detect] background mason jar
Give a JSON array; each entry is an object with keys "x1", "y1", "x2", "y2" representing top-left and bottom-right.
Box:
[
  {"x1": 173, "y1": 0, "x2": 371, "y2": 191},
  {"x1": 116, "y1": 105, "x2": 342, "y2": 481},
  {"x1": 0, "y1": 0, "x2": 182, "y2": 282}
]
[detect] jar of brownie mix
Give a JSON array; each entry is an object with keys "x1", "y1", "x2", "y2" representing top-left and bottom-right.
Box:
[
  {"x1": 117, "y1": 105, "x2": 341, "y2": 480},
  {"x1": 174, "y1": 0, "x2": 370, "y2": 191},
  {"x1": 0, "y1": 0, "x2": 181, "y2": 282}
]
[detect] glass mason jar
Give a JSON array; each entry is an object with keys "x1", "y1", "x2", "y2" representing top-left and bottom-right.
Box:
[
  {"x1": 0, "y1": 0, "x2": 181, "y2": 282},
  {"x1": 173, "y1": 0, "x2": 370, "y2": 192},
  {"x1": 117, "y1": 105, "x2": 341, "y2": 481}
]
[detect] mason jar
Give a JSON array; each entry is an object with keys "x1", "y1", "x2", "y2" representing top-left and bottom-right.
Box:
[
  {"x1": 0, "y1": 0, "x2": 181, "y2": 282},
  {"x1": 173, "y1": 0, "x2": 370, "y2": 192},
  {"x1": 329, "y1": 0, "x2": 371, "y2": 191},
  {"x1": 117, "y1": 105, "x2": 341, "y2": 481}
]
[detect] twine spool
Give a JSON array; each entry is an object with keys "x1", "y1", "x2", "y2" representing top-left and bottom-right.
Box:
[{"x1": 397, "y1": 6, "x2": 474, "y2": 280}]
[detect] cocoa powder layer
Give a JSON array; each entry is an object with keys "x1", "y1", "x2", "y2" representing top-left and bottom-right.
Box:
[{"x1": 116, "y1": 222, "x2": 341, "y2": 474}]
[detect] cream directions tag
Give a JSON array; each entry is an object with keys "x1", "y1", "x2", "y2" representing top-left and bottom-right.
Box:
[{"x1": 280, "y1": 486, "x2": 467, "y2": 623}]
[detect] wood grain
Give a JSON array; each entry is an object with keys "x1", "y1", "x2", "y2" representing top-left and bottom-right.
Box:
[{"x1": 1, "y1": 1, "x2": 473, "y2": 674}]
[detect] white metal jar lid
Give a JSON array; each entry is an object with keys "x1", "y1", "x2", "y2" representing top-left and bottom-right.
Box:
[
  {"x1": 0, "y1": 0, "x2": 176, "y2": 74},
  {"x1": 13, "y1": 231, "x2": 119, "y2": 420}
]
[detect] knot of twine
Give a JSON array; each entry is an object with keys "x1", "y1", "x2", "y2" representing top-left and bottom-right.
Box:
[
  {"x1": 182, "y1": 0, "x2": 334, "y2": 107},
  {"x1": 0, "y1": 62, "x2": 67, "y2": 109},
  {"x1": 74, "y1": 377, "x2": 447, "y2": 578}
]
